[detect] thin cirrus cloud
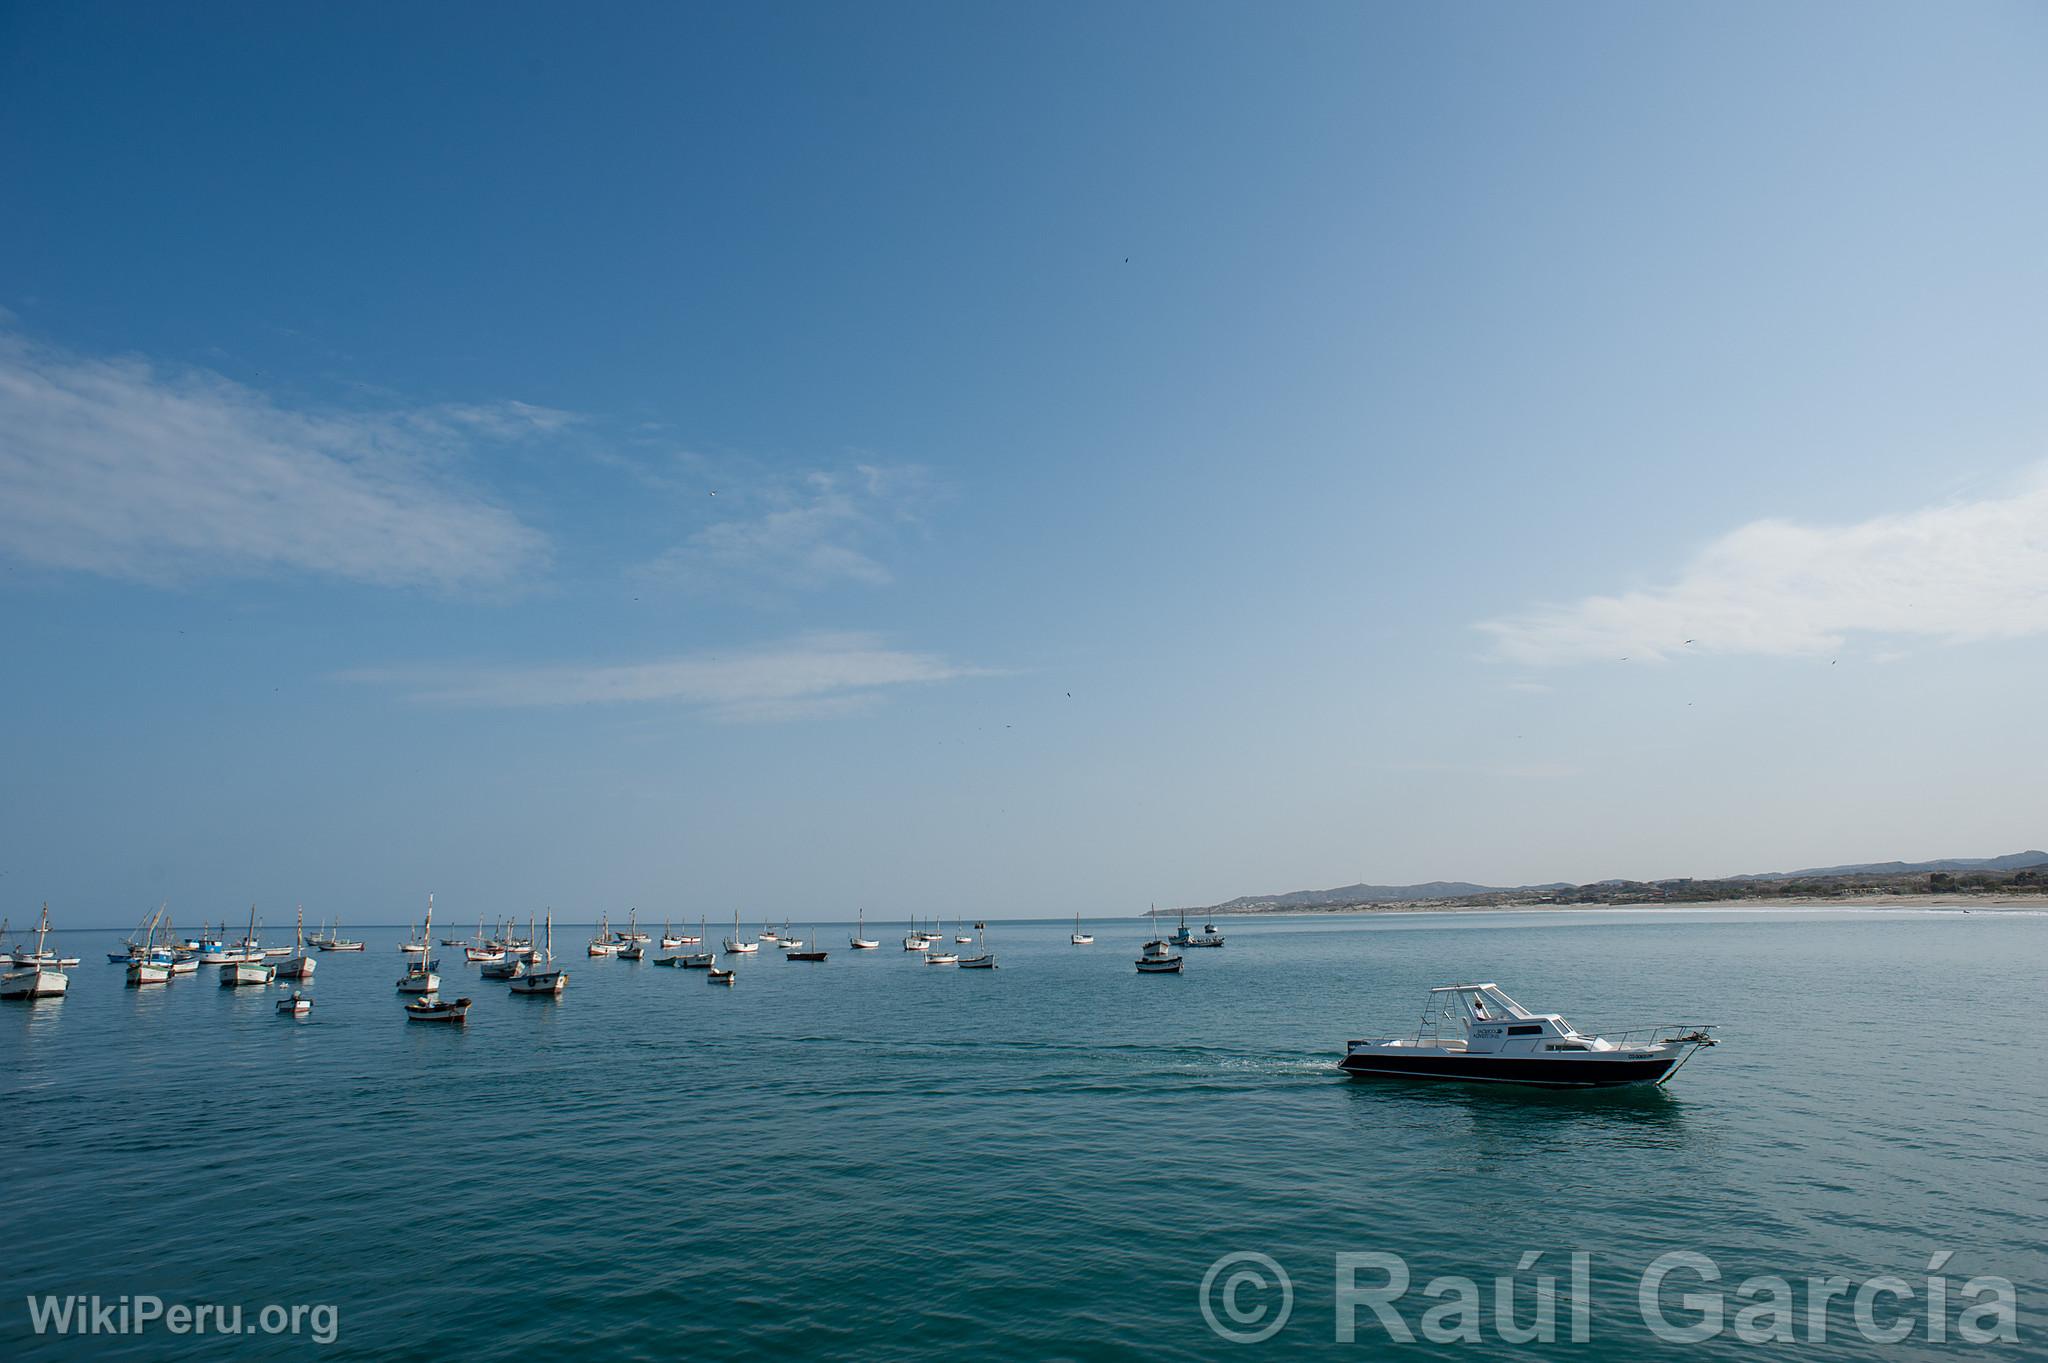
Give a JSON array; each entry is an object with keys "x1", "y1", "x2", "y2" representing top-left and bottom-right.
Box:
[
  {"x1": 1480, "y1": 467, "x2": 2048, "y2": 665},
  {"x1": 637, "y1": 462, "x2": 934, "y2": 596},
  {"x1": 338, "y1": 631, "x2": 991, "y2": 722},
  {"x1": 0, "y1": 330, "x2": 554, "y2": 590}
]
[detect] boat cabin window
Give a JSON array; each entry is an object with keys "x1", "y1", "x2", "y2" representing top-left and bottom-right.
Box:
[
  {"x1": 1546, "y1": 1043, "x2": 1589, "y2": 1051},
  {"x1": 1508, "y1": 1024, "x2": 1542, "y2": 1036}
]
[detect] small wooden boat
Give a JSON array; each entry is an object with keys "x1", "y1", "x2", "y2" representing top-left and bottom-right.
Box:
[
  {"x1": 957, "y1": 922, "x2": 996, "y2": 969},
  {"x1": 317, "y1": 917, "x2": 364, "y2": 952},
  {"x1": 723, "y1": 909, "x2": 758, "y2": 954},
  {"x1": 278, "y1": 905, "x2": 317, "y2": 979},
  {"x1": 1, "y1": 906, "x2": 70, "y2": 999},
  {"x1": 707, "y1": 966, "x2": 736, "y2": 985},
  {"x1": 276, "y1": 991, "x2": 312, "y2": 1017},
  {"x1": 405, "y1": 995, "x2": 472, "y2": 1022},
  {"x1": 220, "y1": 960, "x2": 276, "y2": 987},
  {"x1": 925, "y1": 950, "x2": 959, "y2": 966},
  {"x1": 587, "y1": 911, "x2": 621, "y2": 957},
  {"x1": 660, "y1": 917, "x2": 683, "y2": 949},
  {"x1": 480, "y1": 954, "x2": 524, "y2": 979},
  {"x1": 396, "y1": 896, "x2": 441, "y2": 993},
  {"x1": 508, "y1": 914, "x2": 568, "y2": 995},
  {"x1": 618, "y1": 908, "x2": 650, "y2": 943},
  {"x1": 786, "y1": 928, "x2": 827, "y2": 963},
  {"x1": 1136, "y1": 939, "x2": 1183, "y2": 973},
  {"x1": 850, "y1": 908, "x2": 879, "y2": 950}
]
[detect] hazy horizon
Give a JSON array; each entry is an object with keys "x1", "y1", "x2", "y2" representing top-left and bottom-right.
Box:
[{"x1": 6, "y1": 2, "x2": 2046, "y2": 930}]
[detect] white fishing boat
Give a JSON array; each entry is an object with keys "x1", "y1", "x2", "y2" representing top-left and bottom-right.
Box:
[
  {"x1": 277, "y1": 991, "x2": 312, "y2": 1017},
  {"x1": 317, "y1": 916, "x2": 364, "y2": 951},
  {"x1": 465, "y1": 941, "x2": 506, "y2": 963},
  {"x1": 619, "y1": 941, "x2": 645, "y2": 961},
  {"x1": 588, "y1": 911, "x2": 621, "y2": 957},
  {"x1": 1071, "y1": 913, "x2": 1094, "y2": 945},
  {"x1": 674, "y1": 916, "x2": 715, "y2": 967},
  {"x1": 219, "y1": 904, "x2": 275, "y2": 985},
  {"x1": 902, "y1": 914, "x2": 931, "y2": 952},
  {"x1": 509, "y1": 914, "x2": 568, "y2": 995},
  {"x1": 1337, "y1": 983, "x2": 1719, "y2": 1089},
  {"x1": 396, "y1": 895, "x2": 441, "y2": 993},
  {"x1": 1, "y1": 906, "x2": 69, "y2": 999},
  {"x1": 1167, "y1": 908, "x2": 1193, "y2": 947},
  {"x1": 125, "y1": 906, "x2": 175, "y2": 986},
  {"x1": 757, "y1": 924, "x2": 779, "y2": 943},
  {"x1": 958, "y1": 922, "x2": 996, "y2": 969},
  {"x1": 278, "y1": 905, "x2": 317, "y2": 979},
  {"x1": 618, "y1": 908, "x2": 649, "y2": 943},
  {"x1": 405, "y1": 994, "x2": 471, "y2": 1022},
  {"x1": 925, "y1": 948, "x2": 960, "y2": 965},
  {"x1": 660, "y1": 918, "x2": 683, "y2": 949},
  {"x1": 850, "y1": 908, "x2": 879, "y2": 950},
  {"x1": 723, "y1": 909, "x2": 758, "y2": 954},
  {"x1": 480, "y1": 954, "x2": 524, "y2": 979},
  {"x1": 1136, "y1": 939, "x2": 1183, "y2": 973}
]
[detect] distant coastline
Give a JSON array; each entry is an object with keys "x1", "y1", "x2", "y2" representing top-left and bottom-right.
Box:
[{"x1": 1168, "y1": 892, "x2": 2048, "y2": 918}]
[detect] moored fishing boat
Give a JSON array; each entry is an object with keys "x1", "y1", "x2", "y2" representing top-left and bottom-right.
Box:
[
  {"x1": 850, "y1": 908, "x2": 879, "y2": 950},
  {"x1": 723, "y1": 909, "x2": 758, "y2": 954},
  {"x1": 405, "y1": 994, "x2": 471, "y2": 1022},
  {"x1": 278, "y1": 904, "x2": 317, "y2": 979},
  {"x1": 317, "y1": 916, "x2": 364, "y2": 951},
  {"x1": 1, "y1": 906, "x2": 70, "y2": 999},
  {"x1": 396, "y1": 896, "x2": 441, "y2": 993},
  {"x1": 1336, "y1": 983, "x2": 1718, "y2": 1089},
  {"x1": 785, "y1": 927, "x2": 827, "y2": 962},
  {"x1": 277, "y1": 992, "x2": 312, "y2": 1017},
  {"x1": 1071, "y1": 912, "x2": 1093, "y2": 945},
  {"x1": 957, "y1": 921, "x2": 995, "y2": 969},
  {"x1": 680, "y1": 916, "x2": 715, "y2": 967},
  {"x1": 707, "y1": 964, "x2": 736, "y2": 984},
  {"x1": 587, "y1": 911, "x2": 621, "y2": 957},
  {"x1": 508, "y1": 914, "x2": 567, "y2": 995},
  {"x1": 220, "y1": 904, "x2": 275, "y2": 985},
  {"x1": 1135, "y1": 939, "x2": 1183, "y2": 973}
]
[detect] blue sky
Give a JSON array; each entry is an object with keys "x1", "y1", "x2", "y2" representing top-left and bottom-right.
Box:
[{"x1": 3, "y1": 2, "x2": 2045, "y2": 926}]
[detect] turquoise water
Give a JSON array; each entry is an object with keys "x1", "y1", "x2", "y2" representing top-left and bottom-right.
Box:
[{"x1": 3, "y1": 909, "x2": 2042, "y2": 1360}]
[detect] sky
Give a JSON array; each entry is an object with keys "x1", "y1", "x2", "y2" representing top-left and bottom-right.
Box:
[{"x1": 2, "y1": 1, "x2": 2045, "y2": 927}]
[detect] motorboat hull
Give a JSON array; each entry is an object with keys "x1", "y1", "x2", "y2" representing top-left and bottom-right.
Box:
[{"x1": 1337, "y1": 1049, "x2": 1683, "y2": 1089}]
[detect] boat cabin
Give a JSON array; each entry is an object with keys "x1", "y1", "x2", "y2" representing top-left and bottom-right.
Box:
[{"x1": 1415, "y1": 983, "x2": 1606, "y2": 1055}]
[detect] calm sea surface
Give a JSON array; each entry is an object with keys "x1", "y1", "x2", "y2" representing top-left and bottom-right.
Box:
[{"x1": 2, "y1": 908, "x2": 2042, "y2": 1360}]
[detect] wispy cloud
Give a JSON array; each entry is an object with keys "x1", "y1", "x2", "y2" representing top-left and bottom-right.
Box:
[
  {"x1": 0, "y1": 331, "x2": 554, "y2": 589},
  {"x1": 1480, "y1": 467, "x2": 2048, "y2": 665},
  {"x1": 338, "y1": 631, "x2": 990, "y2": 721},
  {"x1": 636, "y1": 460, "x2": 936, "y2": 596}
]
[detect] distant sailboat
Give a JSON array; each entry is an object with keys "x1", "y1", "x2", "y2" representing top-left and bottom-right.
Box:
[
  {"x1": 958, "y1": 922, "x2": 996, "y2": 969},
  {"x1": 1071, "y1": 913, "x2": 1094, "y2": 945},
  {"x1": 850, "y1": 909, "x2": 879, "y2": 950},
  {"x1": 723, "y1": 909, "x2": 758, "y2": 955}
]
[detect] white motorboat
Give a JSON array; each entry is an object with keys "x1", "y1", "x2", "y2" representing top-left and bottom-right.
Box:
[
  {"x1": 277, "y1": 992, "x2": 312, "y2": 1017},
  {"x1": 1, "y1": 906, "x2": 70, "y2": 999},
  {"x1": 278, "y1": 905, "x2": 317, "y2": 979},
  {"x1": 509, "y1": 914, "x2": 568, "y2": 995},
  {"x1": 1071, "y1": 913, "x2": 1093, "y2": 945},
  {"x1": 1336, "y1": 983, "x2": 1718, "y2": 1089},
  {"x1": 397, "y1": 896, "x2": 441, "y2": 993},
  {"x1": 1135, "y1": 939, "x2": 1183, "y2": 973}
]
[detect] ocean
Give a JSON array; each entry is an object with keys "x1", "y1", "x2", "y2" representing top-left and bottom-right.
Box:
[{"x1": 3, "y1": 907, "x2": 2041, "y2": 1360}]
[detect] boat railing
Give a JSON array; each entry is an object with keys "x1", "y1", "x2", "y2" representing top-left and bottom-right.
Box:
[{"x1": 1603, "y1": 1023, "x2": 1717, "y2": 1048}]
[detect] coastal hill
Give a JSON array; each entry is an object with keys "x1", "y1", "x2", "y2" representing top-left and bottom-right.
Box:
[{"x1": 1186, "y1": 850, "x2": 2048, "y2": 914}]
